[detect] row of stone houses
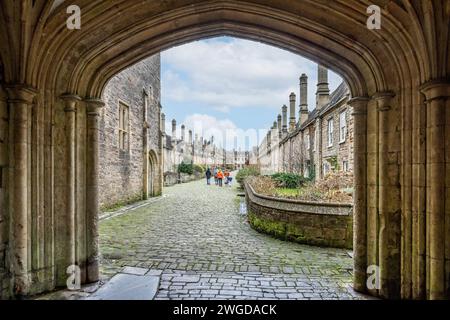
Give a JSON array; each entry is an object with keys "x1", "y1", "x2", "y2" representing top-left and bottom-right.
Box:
[
  {"x1": 98, "y1": 52, "x2": 252, "y2": 207},
  {"x1": 161, "y1": 118, "x2": 250, "y2": 184},
  {"x1": 257, "y1": 66, "x2": 353, "y2": 180}
]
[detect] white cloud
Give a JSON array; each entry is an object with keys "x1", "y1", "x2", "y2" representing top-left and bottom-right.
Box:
[{"x1": 162, "y1": 37, "x2": 343, "y2": 113}]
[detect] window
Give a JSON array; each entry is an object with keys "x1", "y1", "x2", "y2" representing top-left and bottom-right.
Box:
[
  {"x1": 327, "y1": 118, "x2": 334, "y2": 147},
  {"x1": 305, "y1": 133, "x2": 310, "y2": 150},
  {"x1": 343, "y1": 161, "x2": 349, "y2": 172},
  {"x1": 118, "y1": 101, "x2": 129, "y2": 150},
  {"x1": 339, "y1": 111, "x2": 347, "y2": 143}
]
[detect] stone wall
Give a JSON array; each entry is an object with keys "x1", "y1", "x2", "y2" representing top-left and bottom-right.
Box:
[
  {"x1": 320, "y1": 101, "x2": 353, "y2": 175},
  {"x1": 99, "y1": 54, "x2": 162, "y2": 210},
  {"x1": 245, "y1": 182, "x2": 353, "y2": 249},
  {"x1": 0, "y1": 85, "x2": 9, "y2": 299}
]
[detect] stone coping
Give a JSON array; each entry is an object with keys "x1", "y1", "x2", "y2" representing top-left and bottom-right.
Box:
[{"x1": 245, "y1": 182, "x2": 353, "y2": 216}]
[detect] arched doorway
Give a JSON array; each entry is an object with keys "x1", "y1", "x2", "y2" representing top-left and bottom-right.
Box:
[
  {"x1": 145, "y1": 150, "x2": 159, "y2": 199},
  {"x1": 0, "y1": 0, "x2": 448, "y2": 300}
]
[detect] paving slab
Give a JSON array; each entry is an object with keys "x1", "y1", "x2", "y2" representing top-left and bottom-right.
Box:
[{"x1": 88, "y1": 274, "x2": 159, "y2": 300}]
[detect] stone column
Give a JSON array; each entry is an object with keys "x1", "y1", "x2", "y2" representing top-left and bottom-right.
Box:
[
  {"x1": 5, "y1": 85, "x2": 37, "y2": 295},
  {"x1": 289, "y1": 93, "x2": 296, "y2": 132},
  {"x1": 61, "y1": 94, "x2": 82, "y2": 270},
  {"x1": 373, "y1": 91, "x2": 400, "y2": 299},
  {"x1": 282, "y1": 105, "x2": 288, "y2": 134},
  {"x1": 84, "y1": 98, "x2": 104, "y2": 283},
  {"x1": 348, "y1": 96, "x2": 369, "y2": 293},
  {"x1": 420, "y1": 81, "x2": 450, "y2": 300},
  {"x1": 181, "y1": 125, "x2": 185, "y2": 141}
]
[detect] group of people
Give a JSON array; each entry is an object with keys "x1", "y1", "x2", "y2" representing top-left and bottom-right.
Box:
[{"x1": 205, "y1": 167, "x2": 233, "y2": 187}]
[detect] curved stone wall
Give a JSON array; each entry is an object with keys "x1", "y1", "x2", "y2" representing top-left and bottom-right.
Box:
[{"x1": 245, "y1": 182, "x2": 353, "y2": 249}]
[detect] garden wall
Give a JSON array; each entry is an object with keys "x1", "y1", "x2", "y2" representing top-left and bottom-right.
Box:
[
  {"x1": 245, "y1": 182, "x2": 353, "y2": 249},
  {"x1": 164, "y1": 171, "x2": 204, "y2": 187}
]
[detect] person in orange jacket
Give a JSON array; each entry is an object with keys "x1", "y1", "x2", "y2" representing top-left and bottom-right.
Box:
[{"x1": 217, "y1": 169, "x2": 224, "y2": 187}]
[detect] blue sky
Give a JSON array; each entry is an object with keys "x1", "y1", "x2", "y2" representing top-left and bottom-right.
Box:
[{"x1": 161, "y1": 37, "x2": 343, "y2": 150}]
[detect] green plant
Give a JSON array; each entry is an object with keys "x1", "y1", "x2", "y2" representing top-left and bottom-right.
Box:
[
  {"x1": 236, "y1": 167, "x2": 260, "y2": 187},
  {"x1": 271, "y1": 172, "x2": 310, "y2": 189},
  {"x1": 192, "y1": 164, "x2": 205, "y2": 174},
  {"x1": 177, "y1": 162, "x2": 193, "y2": 175}
]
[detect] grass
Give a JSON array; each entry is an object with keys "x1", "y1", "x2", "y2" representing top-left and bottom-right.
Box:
[{"x1": 275, "y1": 188, "x2": 299, "y2": 197}]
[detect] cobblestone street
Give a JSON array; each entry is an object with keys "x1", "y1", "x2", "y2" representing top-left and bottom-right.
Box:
[{"x1": 99, "y1": 179, "x2": 369, "y2": 300}]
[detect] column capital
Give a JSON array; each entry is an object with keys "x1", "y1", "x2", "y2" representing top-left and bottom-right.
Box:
[
  {"x1": 5, "y1": 84, "x2": 38, "y2": 104},
  {"x1": 420, "y1": 80, "x2": 450, "y2": 102},
  {"x1": 61, "y1": 94, "x2": 82, "y2": 112},
  {"x1": 348, "y1": 96, "x2": 370, "y2": 115},
  {"x1": 372, "y1": 91, "x2": 395, "y2": 112},
  {"x1": 84, "y1": 98, "x2": 105, "y2": 115}
]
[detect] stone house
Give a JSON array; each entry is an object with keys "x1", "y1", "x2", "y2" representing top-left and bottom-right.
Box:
[
  {"x1": 258, "y1": 66, "x2": 353, "y2": 180},
  {"x1": 99, "y1": 54, "x2": 163, "y2": 209}
]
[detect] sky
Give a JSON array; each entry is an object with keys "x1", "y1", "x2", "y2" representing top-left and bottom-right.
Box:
[{"x1": 161, "y1": 36, "x2": 343, "y2": 151}]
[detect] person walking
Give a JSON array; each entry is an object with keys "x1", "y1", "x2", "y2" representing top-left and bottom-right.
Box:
[
  {"x1": 217, "y1": 169, "x2": 224, "y2": 187},
  {"x1": 224, "y1": 170, "x2": 230, "y2": 185},
  {"x1": 205, "y1": 167, "x2": 212, "y2": 185},
  {"x1": 214, "y1": 167, "x2": 219, "y2": 185},
  {"x1": 227, "y1": 171, "x2": 233, "y2": 187}
]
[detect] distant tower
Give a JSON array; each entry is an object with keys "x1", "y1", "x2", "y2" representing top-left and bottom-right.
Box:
[
  {"x1": 289, "y1": 92, "x2": 296, "y2": 132},
  {"x1": 189, "y1": 130, "x2": 193, "y2": 144},
  {"x1": 299, "y1": 74, "x2": 309, "y2": 126},
  {"x1": 316, "y1": 65, "x2": 330, "y2": 110},
  {"x1": 282, "y1": 105, "x2": 288, "y2": 134}
]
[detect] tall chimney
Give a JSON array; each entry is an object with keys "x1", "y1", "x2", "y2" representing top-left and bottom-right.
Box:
[
  {"x1": 316, "y1": 65, "x2": 330, "y2": 110},
  {"x1": 282, "y1": 105, "x2": 288, "y2": 134},
  {"x1": 161, "y1": 113, "x2": 166, "y2": 135},
  {"x1": 172, "y1": 119, "x2": 177, "y2": 139},
  {"x1": 289, "y1": 92, "x2": 296, "y2": 132},
  {"x1": 189, "y1": 130, "x2": 193, "y2": 144},
  {"x1": 277, "y1": 114, "x2": 282, "y2": 138},
  {"x1": 299, "y1": 74, "x2": 309, "y2": 126},
  {"x1": 181, "y1": 124, "x2": 185, "y2": 141}
]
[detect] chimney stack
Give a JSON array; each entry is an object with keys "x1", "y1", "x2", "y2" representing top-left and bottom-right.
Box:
[
  {"x1": 289, "y1": 92, "x2": 296, "y2": 132},
  {"x1": 277, "y1": 114, "x2": 282, "y2": 138},
  {"x1": 299, "y1": 74, "x2": 309, "y2": 126},
  {"x1": 161, "y1": 113, "x2": 166, "y2": 135},
  {"x1": 181, "y1": 124, "x2": 185, "y2": 141},
  {"x1": 282, "y1": 105, "x2": 288, "y2": 134},
  {"x1": 316, "y1": 65, "x2": 330, "y2": 110},
  {"x1": 172, "y1": 119, "x2": 177, "y2": 139}
]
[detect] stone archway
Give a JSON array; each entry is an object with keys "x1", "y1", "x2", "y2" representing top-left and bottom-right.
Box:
[{"x1": 0, "y1": 0, "x2": 448, "y2": 300}]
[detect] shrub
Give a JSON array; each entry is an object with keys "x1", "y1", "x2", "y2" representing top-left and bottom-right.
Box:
[
  {"x1": 192, "y1": 164, "x2": 205, "y2": 174},
  {"x1": 177, "y1": 162, "x2": 193, "y2": 175},
  {"x1": 271, "y1": 173, "x2": 310, "y2": 189},
  {"x1": 246, "y1": 176, "x2": 276, "y2": 194},
  {"x1": 236, "y1": 167, "x2": 260, "y2": 187}
]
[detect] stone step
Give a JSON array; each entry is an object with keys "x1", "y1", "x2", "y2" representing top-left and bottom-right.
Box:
[{"x1": 87, "y1": 273, "x2": 160, "y2": 300}]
